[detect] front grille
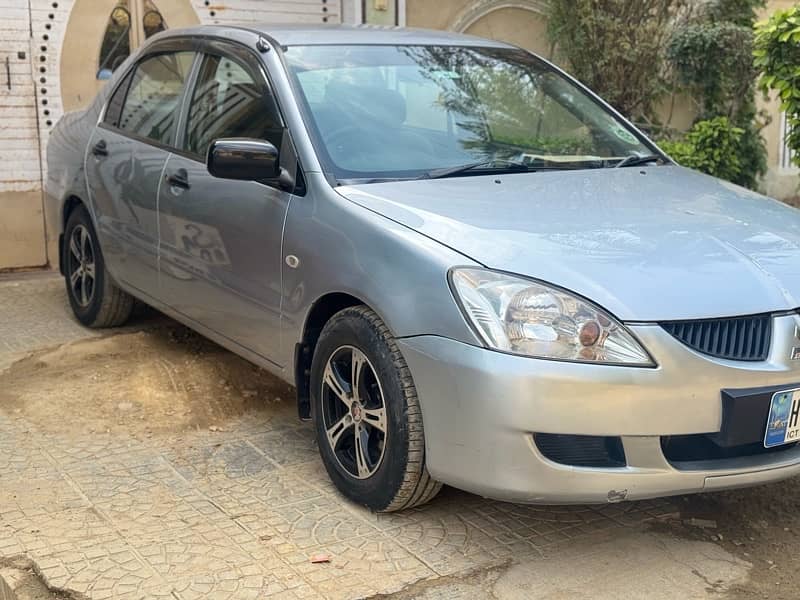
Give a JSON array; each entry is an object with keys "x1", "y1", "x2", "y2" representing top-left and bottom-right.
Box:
[
  {"x1": 661, "y1": 314, "x2": 771, "y2": 361},
  {"x1": 534, "y1": 434, "x2": 626, "y2": 468}
]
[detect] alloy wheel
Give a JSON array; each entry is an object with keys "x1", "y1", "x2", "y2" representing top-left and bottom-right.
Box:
[
  {"x1": 67, "y1": 224, "x2": 96, "y2": 307},
  {"x1": 321, "y1": 345, "x2": 387, "y2": 479}
]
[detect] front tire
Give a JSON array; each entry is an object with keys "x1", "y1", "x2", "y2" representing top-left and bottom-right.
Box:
[
  {"x1": 63, "y1": 205, "x2": 134, "y2": 328},
  {"x1": 311, "y1": 306, "x2": 441, "y2": 512}
]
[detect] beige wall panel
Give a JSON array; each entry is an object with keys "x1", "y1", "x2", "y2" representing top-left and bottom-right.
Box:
[
  {"x1": 655, "y1": 94, "x2": 696, "y2": 133},
  {"x1": 0, "y1": 190, "x2": 47, "y2": 269},
  {"x1": 758, "y1": 91, "x2": 785, "y2": 174},
  {"x1": 760, "y1": 91, "x2": 798, "y2": 199},
  {"x1": 763, "y1": 170, "x2": 799, "y2": 200},
  {"x1": 465, "y1": 7, "x2": 550, "y2": 57},
  {"x1": 60, "y1": 0, "x2": 124, "y2": 113},
  {"x1": 406, "y1": 0, "x2": 468, "y2": 30}
]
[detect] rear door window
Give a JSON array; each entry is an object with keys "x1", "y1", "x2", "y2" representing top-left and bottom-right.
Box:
[
  {"x1": 118, "y1": 51, "x2": 194, "y2": 146},
  {"x1": 183, "y1": 53, "x2": 283, "y2": 158}
]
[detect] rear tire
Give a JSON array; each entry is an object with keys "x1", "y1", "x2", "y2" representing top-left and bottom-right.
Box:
[
  {"x1": 63, "y1": 205, "x2": 134, "y2": 328},
  {"x1": 311, "y1": 306, "x2": 441, "y2": 512}
]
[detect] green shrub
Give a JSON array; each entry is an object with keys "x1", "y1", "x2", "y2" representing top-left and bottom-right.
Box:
[
  {"x1": 660, "y1": 117, "x2": 744, "y2": 182},
  {"x1": 658, "y1": 139, "x2": 695, "y2": 165},
  {"x1": 754, "y1": 5, "x2": 800, "y2": 169},
  {"x1": 666, "y1": 0, "x2": 766, "y2": 189},
  {"x1": 546, "y1": 0, "x2": 689, "y2": 120}
]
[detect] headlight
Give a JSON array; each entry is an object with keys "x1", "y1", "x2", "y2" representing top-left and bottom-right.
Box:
[{"x1": 449, "y1": 268, "x2": 653, "y2": 365}]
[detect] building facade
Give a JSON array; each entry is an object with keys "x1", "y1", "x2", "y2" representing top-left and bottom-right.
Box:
[{"x1": 0, "y1": 0, "x2": 796, "y2": 270}]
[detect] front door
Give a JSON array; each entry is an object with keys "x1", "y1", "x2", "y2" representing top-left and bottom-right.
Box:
[
  {"x1": 86, "y1": 49, "x2": 195, "y2": 296},
  {"x1": 158, "y1": 45, "x2": 291, "y2": 366}
]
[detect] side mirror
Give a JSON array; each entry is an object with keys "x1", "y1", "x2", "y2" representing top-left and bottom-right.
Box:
[{"x1": 207, "y1": 138, "x2": 280, "y2": 181}]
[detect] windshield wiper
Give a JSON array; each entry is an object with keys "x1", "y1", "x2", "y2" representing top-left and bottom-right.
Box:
[
  {"x1": 417, "y1": 159, "x2": 530, "y2": 180},
  {"x1": 416, "y1": 158, "x2": 590, "y2": 180},
  {"x1": 614, "y1": 154, "x2": 663, "y2": 168}
]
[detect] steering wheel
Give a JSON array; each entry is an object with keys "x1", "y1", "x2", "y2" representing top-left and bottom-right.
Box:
[
  {"x1": 323, "y1": 125, "x2": 365, "y2": 148},
  {"x1": 322, "y1": 125, "x2": 374, "y2": 164}
]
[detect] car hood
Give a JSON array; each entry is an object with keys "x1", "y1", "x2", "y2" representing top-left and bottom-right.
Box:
[{"x1": 338, "y1": 166, "x2": 800, "y2": 322}]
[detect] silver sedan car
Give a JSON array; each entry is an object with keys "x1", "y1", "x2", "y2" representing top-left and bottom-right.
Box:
[{"x1": 46, "y1": 25, "x2": 800, "y2": 511}]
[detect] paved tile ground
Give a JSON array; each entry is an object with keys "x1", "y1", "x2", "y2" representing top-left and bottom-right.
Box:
[
  {"x1": 0, "y1": 272, "x2": 677, "y2": 599},
  {"x1": 0, "y1": 273, "x2": 102, "y2": 369}
]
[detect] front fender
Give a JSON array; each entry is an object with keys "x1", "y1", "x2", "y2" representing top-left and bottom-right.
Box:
[{"x1": 280, "y1": 173, "x2": 481, "y2": 367}]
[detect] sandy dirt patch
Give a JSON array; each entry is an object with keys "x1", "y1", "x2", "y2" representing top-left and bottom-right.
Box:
[
  {"x1": 0, "y1": 326, "x2": 295, "y2": 437},
  {"x1": 3, "y1": 320, "x2": 800, "y2": 598}
]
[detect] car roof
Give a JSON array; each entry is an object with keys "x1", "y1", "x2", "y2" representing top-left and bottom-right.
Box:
[{"x1": 163, "y1": 24, "x2": 516, "y2": 49}]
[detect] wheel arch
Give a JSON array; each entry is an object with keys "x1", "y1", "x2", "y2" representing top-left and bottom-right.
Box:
[{"x1": 295, "y1": 292, "x2": 373, "y2": 419}]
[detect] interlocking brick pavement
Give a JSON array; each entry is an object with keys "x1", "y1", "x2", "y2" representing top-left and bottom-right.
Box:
[
  {"x1": 0, "y1": 273, "x2": 101, "y2": 365},
  {"x1": 0, "y1": 273, "x2": 678, "y2": 599}
]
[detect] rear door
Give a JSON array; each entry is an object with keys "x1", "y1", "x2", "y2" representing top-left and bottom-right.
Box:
[
  {"x1": 86, "y1": 46, "x2": 195, "y2": 297},
  {"x1": 157, "y1": 41, "x2": 290, "y2": 366}
]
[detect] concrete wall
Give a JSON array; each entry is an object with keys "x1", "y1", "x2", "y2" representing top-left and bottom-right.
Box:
[
  {"x1": 0, "y1": 1, "x2": 49, "y2": 269},
  {"x1": 406, "y1": 0, "x2": 551, "y2": 55},
  {"x1": 464, "y1": 6, "x2": 551, "y2": 56},
  {"x1": 0, "y1": 0, "x2": 338, "y2": 271}
]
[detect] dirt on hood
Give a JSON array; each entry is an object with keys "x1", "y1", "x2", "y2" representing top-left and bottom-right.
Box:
[{"x1": 0, "y1": 326, "x2": 295, "y2": 436}]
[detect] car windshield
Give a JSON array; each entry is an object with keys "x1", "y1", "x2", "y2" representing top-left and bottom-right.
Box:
[{"x1": 284, "y1": 44, "x2": 660, "y2": 183}]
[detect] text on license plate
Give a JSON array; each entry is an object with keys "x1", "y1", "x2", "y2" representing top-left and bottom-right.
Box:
[{"x1": 764, "y1": 388, "x2": 800, "y2": 448}]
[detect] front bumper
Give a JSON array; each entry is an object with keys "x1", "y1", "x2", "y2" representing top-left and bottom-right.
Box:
[{"x1": 397, "y1": 314, "x2": 800, "y2": 504}]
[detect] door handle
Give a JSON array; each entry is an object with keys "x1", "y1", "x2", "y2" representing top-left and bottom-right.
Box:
[
  {"x1": 91, "y1": 139, "x2": 108, "y2": 157},
  {"x1": 166, "y1": 168, "x2": 190, "y2": 190}
]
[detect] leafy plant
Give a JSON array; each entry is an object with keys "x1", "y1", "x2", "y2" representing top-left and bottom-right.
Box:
[
  {"x1": 544, "y1": 0, "x2": 769, "y2": 187},
  {"x1": 667, "y1": 22, "x2": 757, "y2": 118},
  {"x1": 754, "y1": 5, "x2": 800, "y2": 168},
  {"x1": 660, "y1": 117, "x2": 744, "y2": 182},
  {"x1": 665, "y1": 0, "x2": 766, "y2": 188},
  {"x1": 490, "y1": 134, "x2": 593, "y2": 155},
  {"x1": 546, "y1": 0, "x2": 690, "y2": 121}
]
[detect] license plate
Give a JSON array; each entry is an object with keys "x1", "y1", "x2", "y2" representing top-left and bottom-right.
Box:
[{"x1": 764, "y1": 388, "x2": 800, "y2": 447}]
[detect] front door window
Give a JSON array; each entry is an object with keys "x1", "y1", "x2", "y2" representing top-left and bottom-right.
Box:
[
  {"x1": 118, "y1": 52, "x2": 195, "y2": 145},
  {"x1": 183, "y1": 53, "x2": 284, "y2": 157}
]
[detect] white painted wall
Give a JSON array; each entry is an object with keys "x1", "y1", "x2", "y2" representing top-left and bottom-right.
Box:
[
  {"x1": 189, "y1": 0, "x2": 340, "y2": 25},
  {"x1": 0, "y1": 0, "x2": 49, "y2": 195}
]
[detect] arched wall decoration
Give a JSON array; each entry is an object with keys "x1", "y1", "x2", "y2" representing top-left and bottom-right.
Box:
[
  {"x1": 448, "y1": 0, "x2": 549, "y2": 33},
  {"x1": 142, "y1": 0, "x2": 167, "y2": 39},
  {"x1": 97, "y1": 1, "x2": 132, "y2": 80},
  {"x1": 60, "y1": 0, "x2": 198, "y2": 113}
]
